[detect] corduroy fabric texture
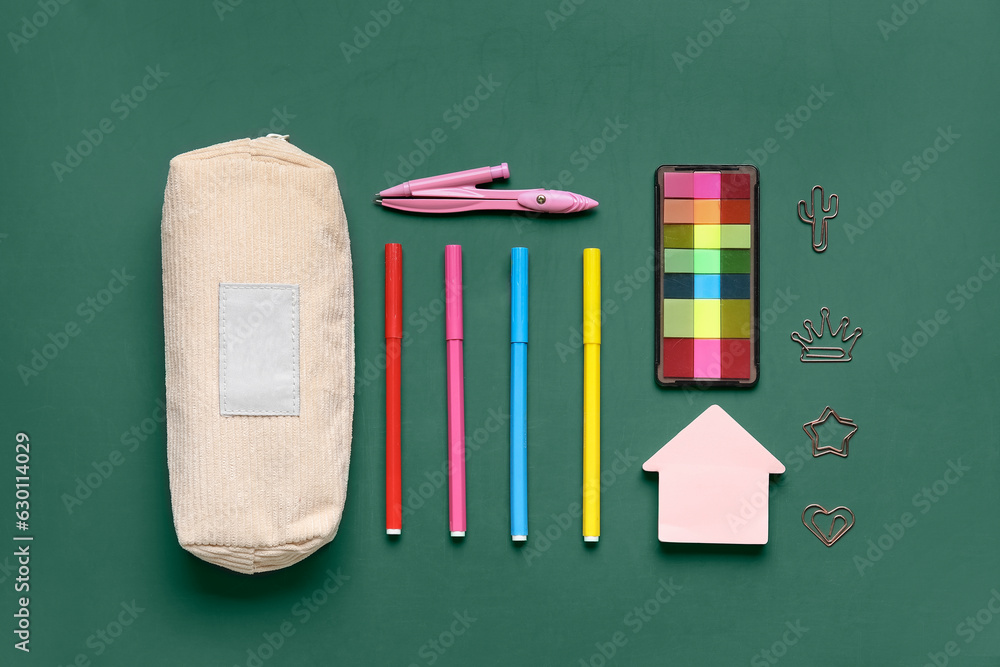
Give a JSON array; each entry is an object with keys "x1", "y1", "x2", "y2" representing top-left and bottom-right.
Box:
[{"x1": 161, "y1": 136, "x2": 354, "y2": 574}]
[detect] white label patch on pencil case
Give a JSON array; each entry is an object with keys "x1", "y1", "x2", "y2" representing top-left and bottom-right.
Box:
[{"x1": 219, "y1": 283, "x2": 300, "y2": 416}]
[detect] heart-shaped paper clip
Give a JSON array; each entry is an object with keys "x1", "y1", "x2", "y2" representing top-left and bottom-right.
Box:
[{"x1": 802, "y1": 504, "x2": 855, "y2": 547}]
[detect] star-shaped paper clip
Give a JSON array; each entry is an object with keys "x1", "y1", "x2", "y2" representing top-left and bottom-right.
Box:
[{"x1": 803, "y1": 406, "x2": 857, "y2": 458}]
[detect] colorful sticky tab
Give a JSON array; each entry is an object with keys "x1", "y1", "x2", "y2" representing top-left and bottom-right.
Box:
[
  {"x1": 693, "y1": 199, "x2": 721, "y2": 224},
  {"x1": 659, "y1": 166, "x2": 757, "y2": 385},
  {"x1": 720, "y1": 225, "x2": 751, "y2": 248},
  {"x1": 663, "y1": 199, "x2": 694, "y2": 223},
  {"x1": 721, "y1": 199, "x2": 752, "y2": 223},
  {"x1": 664, "y1": 248, "x2": 695, "y2": 273},
  {"x1": 693, "y1": 274, "x2": 721, "y2": 299},
  {"x1": 720, "y1": 173, "x2": 752, "y2": 199},
  {"x1": 663, "y1": 299, "x2": 694, "y2": 338},
  {"x1": 692, "y1": 172, "x2": 721, "y2": 199},
  {"x1": 663, "y1": 172, "x2": 694, "y2": 198},
  {"x1": 663, "y1": 225, "x2": 694, "y2": 248}
]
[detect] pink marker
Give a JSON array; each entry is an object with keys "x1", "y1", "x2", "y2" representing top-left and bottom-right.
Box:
[{"x1": 445, "y1": 245, "x2": 467, "y2": 537}]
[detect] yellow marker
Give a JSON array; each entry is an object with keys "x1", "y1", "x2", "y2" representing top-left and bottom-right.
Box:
[{"x1": 582, "y1": 248, "x2": 601, "y2": 542}]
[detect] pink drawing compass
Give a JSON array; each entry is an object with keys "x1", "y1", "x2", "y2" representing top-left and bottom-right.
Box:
[{"x1": 374, "y1": 163, "x2": 598, "y2": 215}]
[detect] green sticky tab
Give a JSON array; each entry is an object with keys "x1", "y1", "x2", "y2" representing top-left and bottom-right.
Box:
[
  {"x1": 663, "y1": 299, "x2": 694, "y2": 337},
  {"x1": 721, "y1": 299, "x2": 752, "y2": 338},
  {"x1": 720, "y1": 225, "x2": 751, "y2": 249},
  {"x1": 720, "y1": 249, "x2": 751, "y2": 273},
  {"x1": 693, "y1": 249, "x2": 721, "y2": 273},
  {"x1": 663, "y1": 225, "x2": 694, "y2": 248},
  {"x1": 664, "y1": 249, "x2": 695, "y2": 273}
]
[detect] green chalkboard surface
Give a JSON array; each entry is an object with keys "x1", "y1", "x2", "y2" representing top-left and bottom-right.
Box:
[{"x1": 2, "y1": 1, "x2": 999, "y2": 665}]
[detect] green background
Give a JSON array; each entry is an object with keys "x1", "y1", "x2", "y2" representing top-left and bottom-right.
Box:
[{"x1": 2, "y1": 0, "x2": 999, "y2": 665}]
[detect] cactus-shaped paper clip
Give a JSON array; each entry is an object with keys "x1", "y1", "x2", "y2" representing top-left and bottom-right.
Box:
[{"x1": 798, "y1": 185, "x2": 839, "y2": 253}]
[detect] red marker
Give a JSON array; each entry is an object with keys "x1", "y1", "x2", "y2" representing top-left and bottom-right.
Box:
[{"x1": 385, "y1": 243, "x2": 403, "y2": 535}]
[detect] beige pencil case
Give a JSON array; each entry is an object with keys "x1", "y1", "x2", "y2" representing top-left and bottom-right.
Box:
[{"x1": 161, "y1": 136, "x2": 354, "y2": 574}]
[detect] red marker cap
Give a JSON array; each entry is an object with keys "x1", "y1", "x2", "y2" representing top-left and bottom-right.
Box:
[{"x1": 385, "y1": 244, "x2": 402, "y2": 339}]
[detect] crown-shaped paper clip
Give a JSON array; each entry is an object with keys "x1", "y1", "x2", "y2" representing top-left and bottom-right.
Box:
[{"x1": 790, "y1": 307, "x2": 863, "y2": 362}]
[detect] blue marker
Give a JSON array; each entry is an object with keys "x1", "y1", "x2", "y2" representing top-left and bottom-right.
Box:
[{"x1": 510, "y1": 248, "x2": 529, "y2": 542}]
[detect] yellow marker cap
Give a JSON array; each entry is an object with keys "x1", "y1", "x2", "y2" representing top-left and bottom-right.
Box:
[{"x1": 583, "y1": 248, "x2": 601, "y2": 345}]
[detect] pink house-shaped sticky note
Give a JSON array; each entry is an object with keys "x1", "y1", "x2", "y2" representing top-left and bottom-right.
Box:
[{"x1": 643, "y1": 405, "x2": 784, "y2": 545}]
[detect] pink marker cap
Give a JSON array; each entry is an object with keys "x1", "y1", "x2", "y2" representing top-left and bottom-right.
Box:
[{"x1": 445, "y1": 245, "x2": 463, "y2": 340}]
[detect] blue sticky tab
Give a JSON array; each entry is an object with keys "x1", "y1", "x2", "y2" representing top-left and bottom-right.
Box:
[
  {"x1": 664, "y1": 273, "x2": 694, "y2": 298},
  {"x1": 721, "y1": 273, "x2": 751, "y2": 299},
  {"x1": 694, "y1": 274, "x2": 721, "y2": 299}
]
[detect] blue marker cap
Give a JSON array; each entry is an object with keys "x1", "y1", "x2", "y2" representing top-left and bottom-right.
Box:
[{"x1": 511, "y1": 247, "x2": 528, "y2": 343}]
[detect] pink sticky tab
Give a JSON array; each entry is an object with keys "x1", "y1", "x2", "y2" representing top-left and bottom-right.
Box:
[
  {"x1": 693, "y1": 172, "x2": 721, "y2": 199},
  {"x1": 663, "y1": 173, "x2": 694, "y2": 199},
  {"x1": 693, "y1": 339, "x2": 721, "y2": 378}
]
